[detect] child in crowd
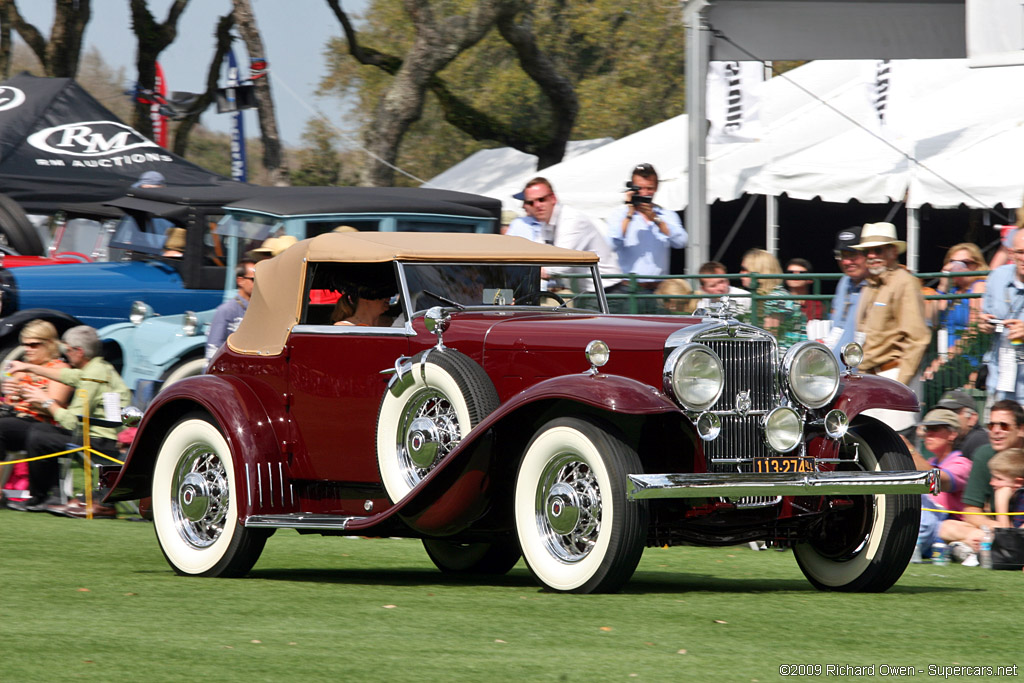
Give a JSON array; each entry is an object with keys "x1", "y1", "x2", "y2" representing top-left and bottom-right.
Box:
[{"x1": 941, "y1": 448, "x2": 1024, "y2": 563}]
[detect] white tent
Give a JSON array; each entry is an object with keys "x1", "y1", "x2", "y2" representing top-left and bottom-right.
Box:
[
  {"x1": 426, "y1": 58, "x2": 1024, "y2": 225},
  {"x1": 421, "y1": 138, "x2": 612, "y2": 197}
]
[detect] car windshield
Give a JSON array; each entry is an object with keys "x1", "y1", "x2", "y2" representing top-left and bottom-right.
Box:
[{"x1": 401, "y1": 263, "x2": 602, "y2": 313}]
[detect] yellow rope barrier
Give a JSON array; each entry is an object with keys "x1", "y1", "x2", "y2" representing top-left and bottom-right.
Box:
[
  {"x1": 0, "y1": 389, "x2": 125, "y2": 519},
  {"x1": 923, "y1": 507, "x2": 1024, "y2": 516}
]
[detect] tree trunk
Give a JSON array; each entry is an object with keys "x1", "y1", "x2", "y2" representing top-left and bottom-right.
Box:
[
  {"x1": 3, "y1": 0, "x2": 92, "y2": 77},
  {"x1": 0, "y1": 0, "x2": 12, "y2": 80},
  {"x1": 129, "y1": 0, "x2": 190, "y2": 139},
  {"x1": 173, "y1": 13, "x2": 235, "y2": 157},
  {"x1": 232, "y1": 0, "x2": 289, "y2": 186}
]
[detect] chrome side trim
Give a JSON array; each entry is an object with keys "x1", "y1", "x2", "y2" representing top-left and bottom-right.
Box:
[
  {"x1": 279, "y1": 462, "x2": 285, "y2": 508},
  {"x1": 245, "y1": 463, "x2": 251, "y2": 508},
  {"x1": 627, "y1": 469, "x2": 939, "y2": 500},
  {"x1": 244, "y1": 513, "x2": 359, "y2": 530}
]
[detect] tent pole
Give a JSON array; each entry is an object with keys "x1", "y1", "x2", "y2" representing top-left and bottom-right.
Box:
[
  {"x1": 907, "y1": 207, "x2": 919, "y2": 272},
  {"x1": 766, "y1": 195, "x2": 778, "y2": 256},
  {"x1": 684, "y1": 0, "x2": 710, "y2": 274}
]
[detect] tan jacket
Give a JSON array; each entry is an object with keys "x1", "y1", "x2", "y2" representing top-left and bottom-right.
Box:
[{"x1": 856, "y1": 266, "x2": 931, "y2": 385}]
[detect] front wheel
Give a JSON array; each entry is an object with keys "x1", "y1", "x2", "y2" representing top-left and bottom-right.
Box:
[
  {"x1": 793, "y1": 420, "x2": 920, "y2": 592},
  {"x1": 514, "y1": 416, "x2": 648, "y2": 593},
  {"x1": 152, "y1": 414, "x2": 269, "y2": 577}
]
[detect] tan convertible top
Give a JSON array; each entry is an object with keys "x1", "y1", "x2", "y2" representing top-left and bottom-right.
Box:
[{"x1": 228, "y1": 232, "x2": 599, "y2": 356}]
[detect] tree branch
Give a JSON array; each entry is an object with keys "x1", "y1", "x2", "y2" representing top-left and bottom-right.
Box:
[{"x1": 173, "y1": 12, "x2": 235, "y2": 157}]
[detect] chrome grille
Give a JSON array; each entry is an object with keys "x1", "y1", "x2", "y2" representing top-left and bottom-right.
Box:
[{"x1": 698, "y1": 332, "x2": 777, "y2": 472}]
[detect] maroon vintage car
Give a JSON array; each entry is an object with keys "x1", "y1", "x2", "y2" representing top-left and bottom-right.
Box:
[{"x1": 107, "y1": 232, "x2": 937, "y2": 593}]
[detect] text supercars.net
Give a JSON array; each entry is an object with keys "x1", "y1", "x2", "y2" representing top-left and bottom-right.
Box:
[{"x1": 779, "y1": 664, "x2": 1019, "y2": 677}]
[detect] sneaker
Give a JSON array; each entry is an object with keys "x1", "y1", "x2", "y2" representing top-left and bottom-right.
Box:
[
  {"x1": 961, "y1": 554, "x2": 980, "y2": 567},
  {"x1": 949, "y1": 541, "x2": 976, "y2": 564}
]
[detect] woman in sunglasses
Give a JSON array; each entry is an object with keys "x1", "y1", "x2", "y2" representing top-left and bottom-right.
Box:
[
  {"x1": 0, "y1": 320, "x2": 72, "y2": 508},
  {"x1": 784, "y1": 257, "x2": 824, "y2": 322}
]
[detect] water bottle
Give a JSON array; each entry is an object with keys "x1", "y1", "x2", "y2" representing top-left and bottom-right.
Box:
[
  {"x1": 979, "y1": 526, "x2": 994, "y2": 569},
  {"x1": 931, "y1": 542, "x2": 950, "y2": 566}
]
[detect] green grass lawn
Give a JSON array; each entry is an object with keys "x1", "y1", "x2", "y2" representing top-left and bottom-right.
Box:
[{"x1": 1, "y1": 509, "x2": 1020, "y2": 682}]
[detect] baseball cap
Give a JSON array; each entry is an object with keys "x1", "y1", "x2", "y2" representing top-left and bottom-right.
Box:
[
  {"x1": 918, "y1": 408, "x2": 960, "y2": 430},
  {"x1": 834, "y1": 226, "x2": 862, "y2": 254},
  {"x1": 131, "y1": 170, "x2": 166, "y2": 188},
  {"x1": 936, "y1": 389, "x2": 975, "y2": 413},
  {"x1": 512, "y1": 190, "x2": 526, "y2": 201},
  {"x1": 251, "y1": 235, "x2": 298, "y2": 257}
]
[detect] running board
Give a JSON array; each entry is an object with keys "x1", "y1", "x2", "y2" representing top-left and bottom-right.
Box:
[
  {"x1": 627, "y1": 469, "x2": 939, "y2": 500},
  {"x1": 245, "y1": 513, "x2": 363, "y2": 530}
]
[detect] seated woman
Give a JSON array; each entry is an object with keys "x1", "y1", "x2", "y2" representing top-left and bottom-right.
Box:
[
  {"x1": 0, "y1": 320, "x2": 73, "y2": 508},
  {"x1": 331, "y1": 282, "x2": 397, "y2": 327}
]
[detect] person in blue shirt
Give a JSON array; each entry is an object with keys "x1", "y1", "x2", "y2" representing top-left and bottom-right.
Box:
[
  {"x1": 603, "y1": 163, "x2": 687, "y2": 311},
  {"x1": 206, "y1": 260, "x2": 256, "y2": 366},
  {"x1": 980, "y1": 228, "x2": 1024, "y2": 403},
  {"x1": 505, "y1": 191, "x2": 544, "y2": 243},
  {"x1": 827, "y1": 225, "x2": 867, "y2": 362}
]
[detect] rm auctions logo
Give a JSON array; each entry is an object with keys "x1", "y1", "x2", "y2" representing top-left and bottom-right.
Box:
[
  {"x1": 27, "y1": 121, "x2": 158, "y2": 157},
  {"x1": 0, "y1": 86, "x2": 26, "y2": 112}
]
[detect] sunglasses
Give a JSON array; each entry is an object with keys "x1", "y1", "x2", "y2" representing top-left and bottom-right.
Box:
[
  {"x1": 22, "y1": 341, "x2": 44, "y2": 348},
  {"x1": 786, "y1": 269, "x2": 808, "y2": 275},
  {"x1": 987, "y1": 421, "x2": 1016, "y2": 431},
  {"x1": 523, "y1": 193, "x2": 553, "y2": 207}
]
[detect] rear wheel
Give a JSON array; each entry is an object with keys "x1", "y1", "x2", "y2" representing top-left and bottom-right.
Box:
[
  {"x1": 422, "y1": 538, "x2": 521, "y2": 575},
  {"x1": 0, "y1": 194, "x2": 43, "y2": 256},
  {"x1": 794, "y1": 420, "x2": 920, "y2": 592},
  {"x1": 514, "y1": 416, "x2": 648, "y2": 593},
  {"x1": 152, "y1": 414, "x2": 269, "y2": 577}
]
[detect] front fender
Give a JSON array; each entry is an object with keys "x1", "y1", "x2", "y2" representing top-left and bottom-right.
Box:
[
  {"x1": 392, "y1": 372, "x2": 680, "y2": 535},
  {"x1": 831, "y1": 373, "x2": 920, "y2": 419},
  {"x1": 106, "y1": 375, "x2": 288, "y2": 519}
]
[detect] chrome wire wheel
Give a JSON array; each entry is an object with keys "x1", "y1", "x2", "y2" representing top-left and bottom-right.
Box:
[
  {"x1": 514, "y1": 417, "x2": 648, "y2": 593},
  {"x1": 153, "y1": 415, "x2": 269, "y2": 577},
  {"x1": 170, "y1": 443, "x2": 230, "y2": 549},
  {"x1": 396, "y1": 388, "x2": 462, "y2": 489},
  {"x1": 376, "y1": 349, "x2": 499, "y2": 502},
  {"x1": 535, "y1": 455, "x2": 602, "y2": 563}
]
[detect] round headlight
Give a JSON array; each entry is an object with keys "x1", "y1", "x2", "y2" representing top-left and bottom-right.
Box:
[
  {"x1": 664, "y1": 344, "x2": 724, "y2": 412},
  {"x1": 182, "y1": 311, "x2": 199, "y2": 336},
  {"x1": 840, "y1": 342, "x2": 863, "y2": 369},
  {"x1": 823, "y1": 409, "x2": 849, "y2": 439},
  {"x1": 129, "y1": 301, "x2": 153, "y2": 325},
  {"x1": 585, "y1": 340, "x2": 610, "y2": 368},
  {"x1": 764, "y1": 406, "x2": 802, "y2": 452},
  {"x1": 783, "y1": 341, "x2": 840, "y2": 409}
]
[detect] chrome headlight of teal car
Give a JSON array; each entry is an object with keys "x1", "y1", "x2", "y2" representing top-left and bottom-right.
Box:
[{"x1": 130, "y1": 301, "x2": 154, "y2": 325}]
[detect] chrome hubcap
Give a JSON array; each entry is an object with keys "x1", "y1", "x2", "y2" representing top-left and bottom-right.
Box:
[
  {"x1": 170, "y1": 444, "x2": 229, "y2": 549},
  {"x1": 535, "y1": 456, "x2": 602, "y2": 563},
  {"x1": 397, "y1": 388, "x2": 461, "y2": 488}
]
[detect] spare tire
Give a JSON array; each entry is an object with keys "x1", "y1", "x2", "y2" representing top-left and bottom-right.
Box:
[
  {"x1": 375, "y1": 348, "x2": 499, "y2": 502},
  {"x1": 0, "y1": 194, "x2": 44, "y2": 256}
]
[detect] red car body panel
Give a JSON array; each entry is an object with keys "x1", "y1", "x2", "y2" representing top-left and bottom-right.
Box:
[{"x1": 1, "y1": 252, "x2": 91, "y2": 267}]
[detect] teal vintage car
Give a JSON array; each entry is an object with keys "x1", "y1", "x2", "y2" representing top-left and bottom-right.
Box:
[{"x1": 98, "y1": 186, "x2": 501, "y2": 404}]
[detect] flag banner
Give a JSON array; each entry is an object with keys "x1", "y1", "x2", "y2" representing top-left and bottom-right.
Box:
[{"x1": 707, "y1": 61, "x2": 765, "y2": 143}]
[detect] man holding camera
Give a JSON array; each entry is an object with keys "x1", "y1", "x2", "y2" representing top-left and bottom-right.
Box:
[
  {"x1": 980, "y1": 227, "x2": 1024, "y2": 405},
  {"x1": 603, "y1": 163, "x2": 687, "y2": 305}
]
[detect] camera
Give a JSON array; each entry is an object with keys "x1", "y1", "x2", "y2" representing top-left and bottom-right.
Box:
[{"x1": 625, "y1": 181, "x2": 652, "y2": 206}]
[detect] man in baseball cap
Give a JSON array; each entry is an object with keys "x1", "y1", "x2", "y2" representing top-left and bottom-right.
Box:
[
  {"x1": 935, "y1": 390, "x2": 986, "y2": 459},
  {"x1": 903, "y1": 406, "x2": 973, "y2": 560},
  {"x1": 826, "y1": 225, "x2": 867, "y2": 362}
]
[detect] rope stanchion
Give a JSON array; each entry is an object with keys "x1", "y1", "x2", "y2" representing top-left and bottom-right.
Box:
[{"x1": 0, "y1": 389, "x2": 125, "y2": 518}]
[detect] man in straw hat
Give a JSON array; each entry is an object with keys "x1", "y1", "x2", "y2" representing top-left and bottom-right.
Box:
[{"x1": 852, "y1": 222, "x2": 931, "y2": 432}]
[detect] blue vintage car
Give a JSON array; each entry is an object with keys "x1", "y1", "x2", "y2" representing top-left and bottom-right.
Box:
[
  {"x1": 0, "y1": 184, "x2": 261, "y2": 360},
  {"x1": 98, "y1": 186, "x2": 501, "y2": 403}
]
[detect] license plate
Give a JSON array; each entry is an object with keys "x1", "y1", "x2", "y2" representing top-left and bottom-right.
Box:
[{"x1": 753, "y1": 457, "x2": 815, "y2": 474}]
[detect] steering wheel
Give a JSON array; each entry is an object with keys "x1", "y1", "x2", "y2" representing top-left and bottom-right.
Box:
[{"x1": 516, "y1": 290, "x2": 566, "y2": 307}]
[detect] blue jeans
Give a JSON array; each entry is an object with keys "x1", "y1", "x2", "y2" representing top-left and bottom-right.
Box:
[{"x1": 917, "y1": 496, "x2": 949, "y2": 555}]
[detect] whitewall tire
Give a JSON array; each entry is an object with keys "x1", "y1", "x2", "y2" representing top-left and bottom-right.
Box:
[
  {"x1": 794, "y1": 421, "x2": 919, "y2": 592},
  {"x1": 152, "y1": 414, "x2": 268, "y2": 577},
  {"x1": 376, "y1": 349, "x2": 498, "y2": 502},
  {"x1": 514, "y1": 416, "x2": 647, "y2": 593}
]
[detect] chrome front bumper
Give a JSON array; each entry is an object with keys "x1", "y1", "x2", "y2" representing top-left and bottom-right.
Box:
[{"x1": 627, "y1": 469, "x2": 939, "y2": 500}]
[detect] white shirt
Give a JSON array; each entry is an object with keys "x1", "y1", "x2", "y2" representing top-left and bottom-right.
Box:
[{"x1": 542, "y1": 203, "x2": 621, "y2": 291}]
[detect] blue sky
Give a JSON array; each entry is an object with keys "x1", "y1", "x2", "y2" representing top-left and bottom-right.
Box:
[{"x1": 14, "y1": 0, "x2": 368, "y2": 146}]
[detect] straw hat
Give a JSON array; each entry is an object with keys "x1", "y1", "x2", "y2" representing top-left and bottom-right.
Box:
[
  {"x1": 162, "y1": 227, "x2": 187, "y2": 252},
  {"x1": 251, "y1": 234, "x2": 298, "y2": 257},
  {"x1": 852, "y1": 222, "x2": 906, "y2": 254}
]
